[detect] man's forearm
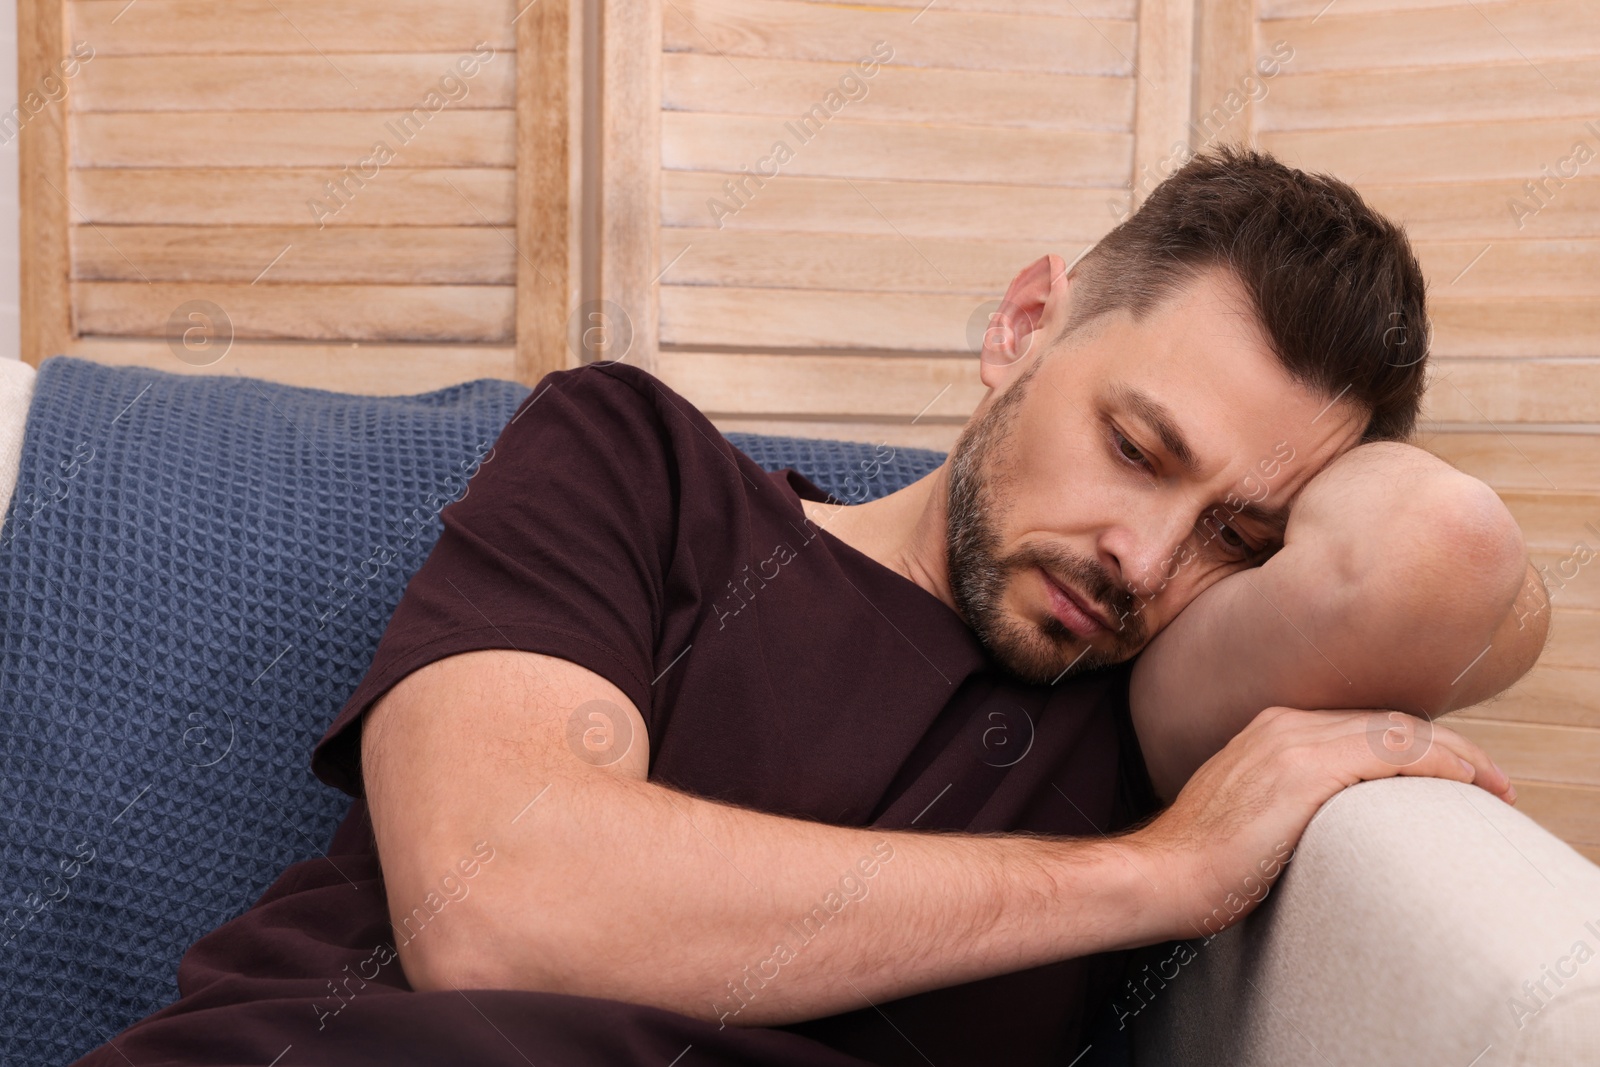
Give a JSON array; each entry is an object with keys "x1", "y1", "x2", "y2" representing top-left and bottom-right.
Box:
[
  {"x1": 367, "y1": 650, "x2": 1176, "y2": 1026},
  {"x1": 430, "y1": 768, "x2": 1164, "y2": 1026}
]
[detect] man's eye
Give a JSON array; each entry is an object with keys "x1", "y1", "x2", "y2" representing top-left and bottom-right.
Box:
[
  {"x1": 1113, "y1": 430, "x2": 1148, "y2": 468},
  {"x1": 1198, "y1": 511, "x2": 1253, "y2": 558}
]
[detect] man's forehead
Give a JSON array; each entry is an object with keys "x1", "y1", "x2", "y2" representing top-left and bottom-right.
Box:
[
  {"x1": 1047, "y1": 278, "x2": 1370, "y2": 480},
  {"x1": 1102, "y1": 372, "x2": 1365, "y2": 483}
]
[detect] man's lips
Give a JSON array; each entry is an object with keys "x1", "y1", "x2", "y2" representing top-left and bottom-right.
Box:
[{"x1": 1040, "y1": 567, "x2": 1112, "y2": 639}]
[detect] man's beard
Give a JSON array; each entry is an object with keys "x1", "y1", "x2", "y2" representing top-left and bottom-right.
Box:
[{"x1": 944, "y1": 360, "x2": 1148, "y2": 684}]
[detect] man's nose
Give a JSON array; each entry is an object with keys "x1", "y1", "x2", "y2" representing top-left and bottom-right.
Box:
[{"x1": 1101, "y1": 510, "x2": 1199, "y2": 595}]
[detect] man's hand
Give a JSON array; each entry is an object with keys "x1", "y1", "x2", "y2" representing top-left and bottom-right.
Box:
[{"x1": 1127, "y1": 705, "x2": 1513, "y2": 939}]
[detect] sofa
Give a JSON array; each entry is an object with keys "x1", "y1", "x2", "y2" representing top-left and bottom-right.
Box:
[{"x1": 0, "y1": 356, "x2": 1596, "y2": 1066}]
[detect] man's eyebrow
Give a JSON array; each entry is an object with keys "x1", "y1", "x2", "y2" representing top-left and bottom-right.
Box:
[{"x1": 1110, "y1": 384, "x2": 1199, "y2": 475}]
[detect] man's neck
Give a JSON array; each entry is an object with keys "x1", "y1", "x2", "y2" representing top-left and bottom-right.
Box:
[{"x1": 798, "y1": 466, "x2": 961, "y2": 615}]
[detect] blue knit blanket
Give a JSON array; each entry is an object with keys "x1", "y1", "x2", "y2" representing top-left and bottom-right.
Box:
[{"x1": 0, "y1": 356, "x2": 945, "y2": 1065}]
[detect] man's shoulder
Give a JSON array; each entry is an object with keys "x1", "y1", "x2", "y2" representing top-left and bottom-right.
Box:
[
  {"x1": 501, "y1": 360, "x2": 752, "y2": 494},
  {"x1": 515, "y1": 360, "x2": 720, "y2": 449},
  {"x1": 529, "y1": 360, "x2": 689, "y2": 417}
]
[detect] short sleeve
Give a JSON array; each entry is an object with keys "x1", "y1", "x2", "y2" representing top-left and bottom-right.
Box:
[{"x1": 311, "y1": 363, "x2": 676, "y2": 799}]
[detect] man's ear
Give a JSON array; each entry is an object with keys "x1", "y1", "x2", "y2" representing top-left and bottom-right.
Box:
[{"x1": 979, "y1": 253, "x2": 1069, "y2": 390}]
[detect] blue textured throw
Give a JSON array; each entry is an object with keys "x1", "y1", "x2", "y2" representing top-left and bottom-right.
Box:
[{"x1": 0, "y1": 356, "x2": 946, "y2": 1065}]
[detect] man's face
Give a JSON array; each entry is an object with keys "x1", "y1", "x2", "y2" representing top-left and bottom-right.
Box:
[{"x1": 946, "y1": 261, "x2": 1366, "y2": 685}]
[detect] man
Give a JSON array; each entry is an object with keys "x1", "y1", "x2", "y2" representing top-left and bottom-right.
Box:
[{"x1": 74, "y1": 146, "x2": 1544, "y2": 1067}]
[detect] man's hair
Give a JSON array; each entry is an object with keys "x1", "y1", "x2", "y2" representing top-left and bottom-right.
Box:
[{"x1": 1055, "y1": 144, "x2": 1429, "y2": 442}]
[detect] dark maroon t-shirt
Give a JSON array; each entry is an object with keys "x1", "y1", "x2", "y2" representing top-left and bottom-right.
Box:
[{"x1": 73, "y1": 360, "x2": 1159, "y2": 1067}]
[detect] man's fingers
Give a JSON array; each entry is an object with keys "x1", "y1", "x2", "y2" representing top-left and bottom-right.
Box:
[
  {"x1": 1346, "y1": 711, "x2": 1514, "y2": 803},
  {"x1": 1423, "y1": 722, "x2": 1516, "y2": 803},
  {"x1": 1251, "y1": 707, "x2": 1516, "y2": 804},
  {"x1": 1328, "y1": 709, "x2": 1515, "y2": 804},
  {"x1": 1388, "y1": 729, "x2": 1479, "y2": 788}
]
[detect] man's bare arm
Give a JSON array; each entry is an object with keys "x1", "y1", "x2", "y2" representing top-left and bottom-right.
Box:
[
  {"x1": 364, "y1": 645, "x2": 1509, "y2": 1025},
  {"x1": 1130, "y1": 441, "x2": 1547, "y2": 802}
]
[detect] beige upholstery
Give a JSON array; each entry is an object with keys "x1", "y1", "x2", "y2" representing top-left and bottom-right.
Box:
[
  {"x1": 0, "y1": 359, "x2": 37, "y2": 532},
  {"x1": 1131, "y1": 777, "x2": 1600, "y2": 1066}
]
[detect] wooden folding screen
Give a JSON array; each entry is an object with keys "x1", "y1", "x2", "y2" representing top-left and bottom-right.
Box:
[{"x1": 17, "y1": 0, "x2": 1599, "y2": 853}]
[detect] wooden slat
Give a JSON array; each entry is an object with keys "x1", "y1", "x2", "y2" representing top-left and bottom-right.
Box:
[
  {"x1": 599, "y1": 0, "x2": 661, "y2": 368},
  {"x1": 659, "y1": 328, "x2": 1600, "y2": 399},
  {"x1": 1261, "y1": 119, "x2": 1600, "y2": 185},
  {"x1": 1456, "y1": 664, "x2": 1600, "y2": 729},
  {"x1": 66, "y1": 337, "x2": 516, "y2": 394},
  {"x1": 662, "y1": 171, "x2": 1129, "y2": 240},
  {"x1": 74, "y1": 54, "x2": 516, "y2": 112},
  {"x1": 19, "y1": 0, "x2": 71, "y2": 365},
  {"x1": 656, "y1": 350, "x2": 985, "y2": 420},
  {"x1": 1420, "y1": 430, "x2": 1600, "y2": 493},
  {"x1": 712, "y1": 416, "x2": 962, "y2": 452},
  {"x1": 70, "y1": 0, "x2": 516, "y2": 55},
  {"x1": 1429, "y1": 298, "x2": 1600, "y2": 358},
  {"x1": 1511, "y1": 780, "x2": 1600, "y2": 846},
  {"x1": 1131, "y1": 0, "x2": 1195, "y2": 211},
  {"x1": 1532, "y1": 548, "x2": 1600, "y2": 612},
  {"x1": 69, "y1": 168, "x2": 516, "y2": 226},
  {"x1": 792, "y1": 0, "x2": 1136, "y2": 17},
  {"x1": 664, "y1": 0, "x2": 1137, "y2": 76},
  {"x1": 516, "y1": 0, "x2": 583, "y2": 384},
  {"x1": 73, "y1": 110, "x2": 516, "y2": 168},
  {"x1": 661, "y1": 113, "x2": 1131, "y2": 187},
  {"x1": 1543, "y1": 611, "x2": 1600, "y2": 673},
  {"x1": 1260, "y1": 1, "x2": 1600, "y2": 74},
  {"x1": 1529, "y1": 556, "x2": 1600, "y2": 614},
  {"x1": 661, "y1": 53, "x2": 1135, "y2": 131},
  {"x1": 1193, "y1": 0, "x2": 1258, "y2": 151},
  {"x1": 1415, "y1": 240, "x2": 1600, "y2": 299},
  {"x1": 1261, "y1": 59, "x2": 1600, "y2": 131},
  {"x1": 73, "y1": 282, "x2": 514, "y2": 344},
  {"x1": 1445, "y1": 718, "x2": 1600, "y2": 787},
  {"x1": 658, "y1": 229, "x2": 1078, "y2": 294},
  {"x1": 1421, "y1": 359, "x2": 1600, "y2": 424},
  {"x1": 1263, "y1": 0, "x2": 1493, "y2": 17},
  {"x1": 1362, "y1": 178, "x2": 1600, "y2": 241},
  {"x1": 661, "y1": 286, "x2": 987, "y2": 350},
  {"x1": 70, "y1": 225, "x2": 514, "y2": 284},
  {"x1": 1497, "y1": 490, "x2": 1600, "y2": 553}
]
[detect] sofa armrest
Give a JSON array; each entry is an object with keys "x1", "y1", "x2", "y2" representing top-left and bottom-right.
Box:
[
  {"x1": 0, "y1": 357, "x2": 36, "y2": 531},
  {"x1": 1128, "y1": 776, "x2": 1600, "y2": 1067}
]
